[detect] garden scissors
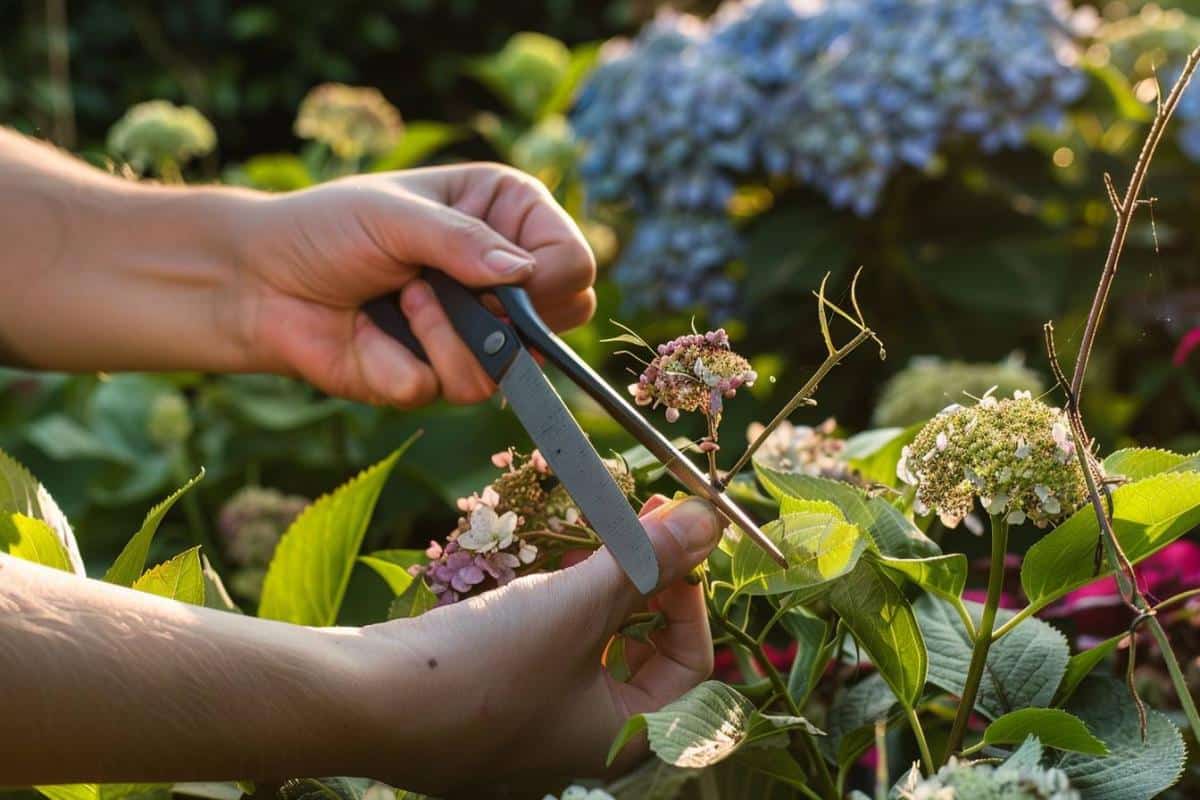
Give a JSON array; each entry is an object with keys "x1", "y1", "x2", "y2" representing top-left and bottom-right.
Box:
[{"x1": 364, "y1": 272, "x2": 787, "y2": 594}]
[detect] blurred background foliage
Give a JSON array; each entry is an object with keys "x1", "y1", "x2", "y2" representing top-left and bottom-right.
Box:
[{"x1": 0, "y1": 0, "x2": 1198, "y2": 627}]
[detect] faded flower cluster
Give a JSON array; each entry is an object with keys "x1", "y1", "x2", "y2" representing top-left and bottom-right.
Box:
[
  {"x1": 896, "y1": 758, "x2": 1078, "y2": 800},
  {"x1": 413, "y1": 449, "x2": 636, "y2": 605},
  {"x1": 294, "y1": 83, "x2": 404, "y2": 160},
  {"x1": 218, "y1": 486, "x2": 310, "y2": 600},
  {"x1": 898, "y1": 391, "x2": 1089, "y2": 529},
  {"x1": 106, "y1": 100, "x2": 217, "y2": 175},
  {"x1": 629, "y1": 329, "x2": 756, "y2": 428},
  {"x1": 747, "y1": 418, "x2": 860, "y2": 484}
]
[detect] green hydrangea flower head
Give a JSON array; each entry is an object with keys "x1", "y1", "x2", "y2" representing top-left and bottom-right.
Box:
[
  {"x1": 107, "y1": 100, "x2": 217, "y2": 174},
  {"x1": 898, "y1": 391, "x2": 1089, "y2": 529},
  {"x1": 874, "y1": 354, "x2": 1044, "y2": 427},
  {"x1": 478, "y1": 32, "x2": 571, "y2": 117},
  {"x1": 294, "y1": 83, "x2": 403, "y2": 160},
  {"x1": 895, "y1": 758, "x2": 1079, "y2": 800}
]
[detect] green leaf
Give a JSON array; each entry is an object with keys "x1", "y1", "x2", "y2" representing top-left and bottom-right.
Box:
[
  {"x1": 259, "y1": 447, "x2": 408, "y2": 626},
  {"x1": 38, "y1": 784, "x2": 167, "y2": 800},
  {"x1": 782, "y1": 608, "x2": 829, "y2": 706},
  {"x1": 238, "y1": 153, "x2": 314, "y2": 192},
  {"x1": 843, "y1": 425, "x2": 921, "y2": 487},
  {"x1": 870, "y1": 551, "x2": 967, "y2": 604},
  {"x1": 1, "y1": 512, "x2": 73, "y2": 572},
  {"x1": 541, "y1": 41, "x2": 602, "y2": 116},
  {"x1": 829, "y1": 559, "x2": 927, "y2": 707},
  {"x1": 132, "y1": 547, "x2": 206, "y2": 605},
  {"x1": 755, "y1": 465, "x2": 940, "y2": 558},
  {"x1": 819, "y1": 672, "x2": 899, "y2": 768},
  {"x1": 731, "y1": 511, "x2": 868, "y2": 596},
  {"x1": 26, "y1": 413, "x2": 132, "y2": 463},
  {"x1": 371, "y1": 121, "x2": 466, "y2": 171},
  {"x1": 732, "y1": 748, "x2": 813, "y2": 791},
  {"x1": 1052, "y1": 677, "x2": 1185, "y2": 800},
  {"x1": 1055, "y1": 634, "x2": 1125, "y2": 707},
  {"x1": 0, "y1": 447, "x2": 83, "y2": 573},
  {"x1": 778, "y1": 497, "x2": 845, "y2": 518},
  {"x1": 1003, "y1": 735, "x2": 1045, "y2": 770},
  {"x1": 1021, "y1": 472, "x2": 1200, "y2": 610},
  {"x1": 1085, "y1": 62, "x2": 1154, "y2": 123},
  {"x1": 359, "y1": 549, "x2": 426, "y2": 595},
  {"x1": 104, "y1": 470, "x2": 205, "y2": 586},
  {"x1": 621, "y1": 611, "x2": 667, "y2": 644},
  {"x1": 388, "y1": 576, "x2": 438, "y2": 619},
  {"x1": 981, "y1": 708, "x2": 1107, "y2": 755},
  {"x1": 606, "y1": 681, "x2": 820, "y2": 768},
  {"x1": 915, "y1": 595, "x2": 1069, "y2": 720},
  {"x1": 200, "y1": 554, "x2": 242, "y2": 614},
  {"x1": 1102, "y1": 447, "x2": 1189, "y2": 480}
]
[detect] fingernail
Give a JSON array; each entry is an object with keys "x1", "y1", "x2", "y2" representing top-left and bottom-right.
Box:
[
  {"x1": 661, "y1": 498, "x2": 721, "y2": 559},
  {"x1": 484, "y1": 249, "x2": 535, "y2": 275}
]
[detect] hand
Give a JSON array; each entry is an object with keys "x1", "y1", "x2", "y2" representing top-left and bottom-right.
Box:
[
  {"x1": 234, "y1": 163, "x2": 597, "y2": 407},
  {"x1": 352, "y1": 496, "x2": 723, "y2": 794}
]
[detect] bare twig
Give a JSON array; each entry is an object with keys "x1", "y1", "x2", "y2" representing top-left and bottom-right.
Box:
[
  {"x1": 1044, "y1": 48, "x2": 1200, "y2": 744},
  {"x1": 723, "y1": 270, "x2": 883, "y2": 483}
]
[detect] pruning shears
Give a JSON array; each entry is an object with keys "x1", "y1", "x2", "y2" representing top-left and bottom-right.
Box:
[{"x1": 364, "y1": 271, "x2": 787, "y2": 595}]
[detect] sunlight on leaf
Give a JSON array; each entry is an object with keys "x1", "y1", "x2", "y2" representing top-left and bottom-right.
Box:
[
  {"x1": 0, "y1": 513, "x2": 73, "y2": 572},
  {"x1": 132, "y1": 547, "x2": 205, "y2": 605},
  {"x1": 105, "y1": 470, "x2": 205, "y2": 587},
  {"x1": 732, "y1": 511, "x2": 868, "y2": 596}
]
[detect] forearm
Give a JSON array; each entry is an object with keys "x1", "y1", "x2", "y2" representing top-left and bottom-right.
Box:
[
  {"x1": 0, "y1": 129, "x2": 262, "y2": 373},
  {"x1": 0, "y1": 553, "x2": 398, "y2": 784}
]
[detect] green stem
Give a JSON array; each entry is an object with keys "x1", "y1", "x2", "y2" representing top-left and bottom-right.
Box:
[
  {"x1": 905, "y1": 705, "x2": 936, "y2": 775},
  {"x1": 1145, "y1": 615, "x2": 1200, "y2": 743},
  {"x1": 991, "y1": 604, "x2": 1036, "y2": 642},
  {"x1": 945, "y1": 515, "x2": 1009, "y2": 759},
  {"x1": 757, "y1": 593, "x2": 799, "y2": 644}
]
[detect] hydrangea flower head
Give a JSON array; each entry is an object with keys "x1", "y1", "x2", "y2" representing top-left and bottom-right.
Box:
[
  {"x1": 896, "y1": 758, "x2": 1078, "y2": 800},
  {"x1": 107, "y1": 100, "x2": 217, "y2": 174},
  {"x1": 294, "y1": 83, "x2": 403, "y2": 159},
  {"x1": 874, "y1": 354, "x2": 1044, "y2": 427},
  {"x1": 898, "y1": 391, "x2": 1088, "y2": 529},
  {"x1": 218, "y1": 486, "x2": 310, "y2": 568},
  {"x1": 746, "y1": 417, "x2": 860, "y2": 484},
  {"x1": 543, "y1": 787, "x2": 614, "y2": 800},
  {"x1": 629, "y1": 329, "x2": 756, "y2": 423}
]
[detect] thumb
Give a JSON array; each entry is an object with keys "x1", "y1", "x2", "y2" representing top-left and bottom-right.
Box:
[
  {"x1": 377, "y1": 192, "x2": 536, "y2": 287},
  {"x1": 573, "y1": 496, "x2": 723, "y2": 635}
]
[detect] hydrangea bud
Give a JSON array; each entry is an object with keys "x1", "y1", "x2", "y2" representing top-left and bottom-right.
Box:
[
  {"x1": 107, "y1": 100, "x2": 217, "y2": 175},
  {"x1": 898, "y1": 392, "x2": 1088, "y2": 529},
  {"x1": 218, "y1": 486, "x2": 310, "y2": 568},
  {"x1": 746, "y1": 417, "x2": 860, "y2": 484},
  {"x1": 895, "y1": 758, "x2": 1079, "y2": 800},
  {"x1": 147, "y1": 393, "x2": 193, "y2": 447},
  {"x1": 628, "y1": 329, "x2": 756, "y2": 424},
  {"x1": 294, "y1": 83, "x2": 403, "y2": 160}
]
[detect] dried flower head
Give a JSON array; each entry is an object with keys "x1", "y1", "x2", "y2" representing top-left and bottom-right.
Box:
[
  {"x1": 896, "y1": 758, "x2": 1078, "y2": 800},
  {"x1": 107, "y1": 100, "x2": 217, "y2": 174},
  {"x1": 416, "y1": 448, "x2": 637, "y2": 605},
  {"x1": 218, "y1": 486, "x2": 310, "y2": 568},
  {"x1": 898, "y1": 391, "x2": 1089, "y2": 529},
  {"x1": 746, "y1": 418, "x2": 860, "y2": 484},
  {"x1": 628, "y1": 329, "x2": 756, "y2": 425},
  {"x1": 294, "y1": 83, "x2": 403, "y2": 160}
]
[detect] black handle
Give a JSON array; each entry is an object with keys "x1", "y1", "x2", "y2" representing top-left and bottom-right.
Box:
[{"x1": 362, "y1": 271, "x2": 522, "y2": 382}]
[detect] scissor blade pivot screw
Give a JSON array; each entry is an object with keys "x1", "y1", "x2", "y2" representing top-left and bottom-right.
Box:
[{"x1": 483, "y1": 331, "x2": 507, "y2": 355}]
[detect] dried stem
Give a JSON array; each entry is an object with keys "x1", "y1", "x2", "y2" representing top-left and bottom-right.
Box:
[
  {"x1": 724, "y1": 270, "x2": 882, "y2": 483},
  {"x1": 1043, "y1": 48, "x2": 1200, "y2": 744}
]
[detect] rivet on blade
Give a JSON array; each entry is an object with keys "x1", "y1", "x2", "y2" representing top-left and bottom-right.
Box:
[{"x1": 483, "y1": 331, "x2": 507, "y2": 355}]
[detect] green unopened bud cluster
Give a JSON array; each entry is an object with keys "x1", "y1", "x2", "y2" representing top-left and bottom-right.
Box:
[
  {"x1": 107, "y1": 100, "x2": 217, "y2": 174},
  {"x1": 895, "y1": 758, "x2": 1079, "y2": 800},
  {"x1": 898, "y1": 392, "x2": 1088, "y2": 529},
  {"x1": 874, "y1": 354, "x2": 1044, "y2": 427},
  {"x1": 294, "y1": 83, "x2": 403, "y2": 160}
]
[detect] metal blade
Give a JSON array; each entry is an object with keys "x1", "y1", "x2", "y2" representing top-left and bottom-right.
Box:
[{"x1": 499, "y1": 349, "x2": 660, "y2": 594}]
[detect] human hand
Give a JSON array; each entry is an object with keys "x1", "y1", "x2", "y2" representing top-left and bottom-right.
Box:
[
  {"x1": 232, "y1": 163, "x2": 596, "y2": 407},
  {"x1": 350, "y1": 496, "x2": 723, "y2": 795}
]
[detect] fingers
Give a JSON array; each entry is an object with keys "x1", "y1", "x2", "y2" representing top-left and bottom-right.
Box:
[
  {"x1": 399, "y1": 281, "x2": 495, "y2": 405},
  {"x1": 618, "y1": 578, "x2": 714, "y2": 713},
  {"x1": 573, "y1": 496, "x2": 723, "y2": 637},
  {"x1": 349, "y1": 311, "x2": 440, "y2": 408},
  {"x1": 368, "y1": 189, "x2": 536, "y2": 289}
]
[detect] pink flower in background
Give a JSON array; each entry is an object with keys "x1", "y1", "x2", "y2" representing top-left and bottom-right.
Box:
[
  {"x1": 963, "y1": 589, "x2": 1021, "y2": 610},
  {"x1": 1175, "y1": 327, "x2": 1200, "y2": 366},
  {"x1": 1046, "y1": 539, "x2": 1200, "y2": 646}
]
